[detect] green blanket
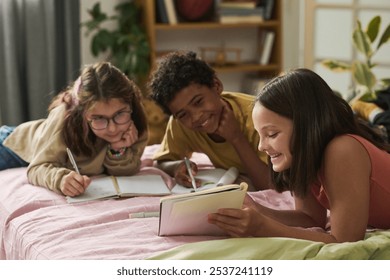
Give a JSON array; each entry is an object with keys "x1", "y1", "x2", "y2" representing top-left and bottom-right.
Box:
[{"x1": 148, "y1": 230, "x2": 390, "y2": 260}]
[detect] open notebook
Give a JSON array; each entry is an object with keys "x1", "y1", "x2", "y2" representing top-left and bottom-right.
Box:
[
  {"x1": 171, "y1": 167, "x2": 239, "y2": 194},
  {"x1": 66, "y1": 174, "x2": 171, "y2": 203},
  {"x1": 66, "y1": 167, "x2": 239, "y2": 203}
]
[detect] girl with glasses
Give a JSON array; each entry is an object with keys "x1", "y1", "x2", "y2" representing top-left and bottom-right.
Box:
[{"x1": 0, "y1": 62, "x2": 148, "y2": 197}]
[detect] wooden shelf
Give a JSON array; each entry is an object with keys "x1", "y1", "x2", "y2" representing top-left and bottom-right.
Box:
[
  {"x1": 140, "y1": 0, "x2": 283, "y2": 77},
  {"x1": 154, "y1": 21, "x2": 280, "y2": 30},
  {"x1": 212, "y1": 63, "x2": 280, "y2": 73}
]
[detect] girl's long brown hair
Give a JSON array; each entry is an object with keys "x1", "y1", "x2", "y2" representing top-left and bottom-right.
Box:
[
  {"x1": 49, "y1": 62, "x2": 148, "y2": 156},
  {"x1": 255, "y1": 68, "x2": 389, "y2": 197}
]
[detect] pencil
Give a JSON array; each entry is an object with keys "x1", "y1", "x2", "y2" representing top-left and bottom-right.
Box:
[
  {"x1": 66, "y1": 147, "x2": 80, "y2": 174},
  {"x1": 184, "y1": 157, "x2": 197, "y2": 192}
]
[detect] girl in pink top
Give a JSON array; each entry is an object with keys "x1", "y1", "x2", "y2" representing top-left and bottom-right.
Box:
[{"x1": 209, "y1": 68, "x2": 390, "y2": 243}]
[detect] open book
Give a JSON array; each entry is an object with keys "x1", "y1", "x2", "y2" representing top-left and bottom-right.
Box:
[
  {"x1": 66, "y1": 167, "x2": 239, "y2": 204},
  {"x1": 171, "y1": 166, "x2": 239, "y2": 194},
  {"x1": 158, "y1": 182, "x2": 248, "y2": 236},
  {"x1": 66, "y1": 174, "x2": 171, "y2": 203}
]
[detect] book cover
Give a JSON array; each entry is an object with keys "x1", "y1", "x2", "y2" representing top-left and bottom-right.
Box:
[
  {"x1": 257, "y1": 0, "x2": 274, "y2": 20},
  {"x1": 219, "y1": 14, "x2": 263, "y2": 24},
  {"x1": 259, "y1": 31, "x2": 275, "y2": 65},
  {"x1": 218, "y1": 3, "x2": 264, "y2": 23},
  {"x1": 164, "y1": 0, "x2": 178, "y2": 24},
  {"x1": 219, "y1": 7, "x2": 264, "y2": 16},
  {"x1": 219, "y1": 1, "x2": 257, "y2": 9},
  {"x1": 158, "y1": 182, "x2": 248, "y2": 236},
  {"x1": 156, "y1": 0, "x2": 169, "y2": 23},
  {"x1": 263, "y1": 0, "x2": 275, "y2": 20}
]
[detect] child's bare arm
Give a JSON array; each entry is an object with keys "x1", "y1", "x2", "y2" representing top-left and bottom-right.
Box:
[{"x1": 215, "y1": 104, "x2": 270, "y2": 190}]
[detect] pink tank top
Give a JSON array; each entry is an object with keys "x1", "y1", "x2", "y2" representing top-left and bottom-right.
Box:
[{"x1": 312, "y1": 134, "x2": 390, "y2": 229}]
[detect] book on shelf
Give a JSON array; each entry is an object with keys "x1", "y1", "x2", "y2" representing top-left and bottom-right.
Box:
[
  {"x1": 257, "y1": 30, "x2": 267, "y2": 62},
  {"x1": 158, "y1": 182, "x2": 248, "y2": 236},
  {"x1": 156, "y1": 0, "x2": 169, "y2": 23},
  {"x1": 164, "y1": 0, "x2": 178, "y2": 24},
  {"x1": 219, "y1": 1, "x2": 258, "y2": 9},
  {"x1": 218, "y1": 1, "x2": 264, "y2": 23},
  {"x1": 257, "y1": 0, "x2": 275, "y2": 20},
  {"x1": 219, "y1": 14, "x2": 263, "y2": 24},
  {"x1": 66, "y1": 167, "x2": 239, "y2": 203},
  {"x1": 259, "y1": 31, "x2": 275, "y2": 65},
  {"x1": 219, "y1": 6, "x2": 264, "y2": 15}
]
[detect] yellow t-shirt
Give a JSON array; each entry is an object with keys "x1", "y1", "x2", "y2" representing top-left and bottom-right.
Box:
[{"x1": 153, "y1": 92, "x2": 267, "y2": 174}]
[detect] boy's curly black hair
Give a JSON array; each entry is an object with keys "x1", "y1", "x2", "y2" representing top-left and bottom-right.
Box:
[{"x1": 148, "y1": 51, "x2": 216, "y2": 115}]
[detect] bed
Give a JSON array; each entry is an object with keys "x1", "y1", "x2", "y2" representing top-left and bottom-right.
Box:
[{"x1": 1, "y1": 145, "x2": 389, "y2": 260}]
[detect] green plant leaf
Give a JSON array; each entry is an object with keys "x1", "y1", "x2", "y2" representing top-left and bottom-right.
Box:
[
  {"x1": 82, "y1": 2, "x2": 110, "y2": 36},
  {"x1": 353, "y1": 20, "x2": 373, "y2": 58},
  {"x1": 380, "y1": 78, "x2": 390, "y2": 87},
  {"x1": 90, "y1": 3, "x2": 101, "y2": 18},
  {"x1": 91, "y1": 37, "x2": 104, "y2": 56},
  {"x1": 321, "y1": 15, "x2": 389, "y2": 100},
  {"x1": 90, "y1": 29, "x2": 114, "y2": 56},
  {"x1": 88, "y1": 3, "x2": 108, "y2": 23},
  {"x1": 321, "y1": 60, "x2": 351, "y2": 71},
  {"x1": 360, "y1": 92, "x2": 377, "y2": 102},
  {"x1": 352, "y1": 61, "x2": 376, "y2": 90},
  {"x1": 366, "y1": 15, "x2": 380, "y2": 43},
  {"x1": 377, "y1": 24, "x2": 390, "y2": 50}
]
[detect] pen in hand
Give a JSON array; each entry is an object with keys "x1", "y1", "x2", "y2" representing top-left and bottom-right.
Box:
[
  {"x1": 184, "y1": 157, "x2": 197, "y2": 192},
  {"x1": 66, "y1": 147, "x2": 80, "y2": 174}
]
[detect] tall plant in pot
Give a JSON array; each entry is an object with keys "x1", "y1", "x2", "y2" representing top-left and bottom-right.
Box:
[{"x1": 322, "y1": 15, "x2": 390, "y2": 101}]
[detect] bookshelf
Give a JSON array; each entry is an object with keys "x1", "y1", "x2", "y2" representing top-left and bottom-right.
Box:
[{"x1": 140, "y1": 0, "x2": 283, "y2": 80}]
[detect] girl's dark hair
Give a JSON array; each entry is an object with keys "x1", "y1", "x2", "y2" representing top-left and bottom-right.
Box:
[
  {"x1": 149, "y1": 51, "x2": 216, "y2": 115},
  {"x1": 49, "y1": 62, "x2": 148, "y2": 156},
  {"x1": 255, "y1": 68, "x2": 389, "y2": 197}
]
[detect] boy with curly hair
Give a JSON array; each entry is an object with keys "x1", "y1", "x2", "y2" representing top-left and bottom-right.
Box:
[{"x1": 149, "y1": 51, "x2": 270, "y2": 190}]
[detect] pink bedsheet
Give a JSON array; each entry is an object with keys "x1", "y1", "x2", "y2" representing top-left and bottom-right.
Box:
[{"x1": 0, "y1": 146, "x2": 295, "y2": 260}]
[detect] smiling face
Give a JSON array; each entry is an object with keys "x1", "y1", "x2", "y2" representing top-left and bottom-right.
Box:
[
  {"x1": 167, "y1": 79, "x2": 224, "y2": 134},
  {"x1": 252, "y1": 103, "x2": 294, "y2": 172},
  {"x1": 85, "y1": 98, "x2": 132, "y2": 144}
]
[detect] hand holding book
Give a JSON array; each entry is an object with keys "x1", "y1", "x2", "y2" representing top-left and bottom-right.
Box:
[{"x1": 158, "y1": 182, "x2": 248, "y2": 236}]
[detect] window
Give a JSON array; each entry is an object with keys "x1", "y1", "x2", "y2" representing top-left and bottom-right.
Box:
[{"x1": 304, "y1": 0, "x2": 390, "y2": 100}]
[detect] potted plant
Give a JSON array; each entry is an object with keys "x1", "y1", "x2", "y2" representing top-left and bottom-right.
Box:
[
  {"x1": 322, "y1": 15, "x2": 390, "y2": 101},
  {"x1": 82, "y1": 0, "x2": 150, "y2": 85}
]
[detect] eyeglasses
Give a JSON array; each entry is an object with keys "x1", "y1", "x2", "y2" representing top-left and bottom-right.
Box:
[{"x1": 88, "y1": 111, "x2": 132, "y2": 130}]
